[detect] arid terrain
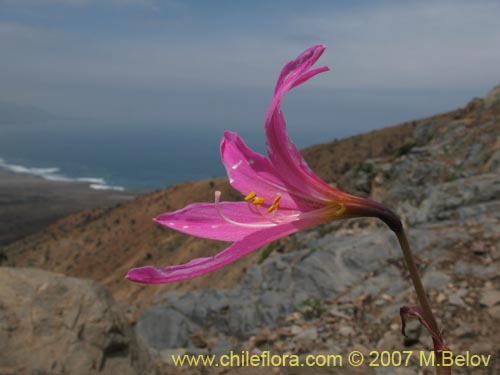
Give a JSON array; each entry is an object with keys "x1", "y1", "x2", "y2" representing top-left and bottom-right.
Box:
[
  {"x1": 1, "y1": 85, "x2": 499, "y2": 374},
  {"x1": 0, "y1": 169, "x2": 137, "y2": 245}
]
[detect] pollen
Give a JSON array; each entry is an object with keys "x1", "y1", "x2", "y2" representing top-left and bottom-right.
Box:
[
  {"x1": 267, "y1": 194, "x2": 282, "y2": 213},
  {"x1": 244, "y1": 191, "x2": 257, "y2": 202},
  {"x1": 267, "y1": 202, "x2": 280, "y2": 213},
  {"x1": 253, "y1": 197, "x2": 265, "y2": 205},
  {"x1": 272, "y1": 195, "x2": 282, "y2": 206},
  {"x1": 244, "y1": 191, "x2": 265, "y2": 207}
]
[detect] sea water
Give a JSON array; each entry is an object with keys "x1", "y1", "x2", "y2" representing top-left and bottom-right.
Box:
[
  {"x1": 0, "y1": 87, "x2": 483, "y2": 191},
  {"x1": 0, "y1": 122, "x2": 246, "y2": 191}
]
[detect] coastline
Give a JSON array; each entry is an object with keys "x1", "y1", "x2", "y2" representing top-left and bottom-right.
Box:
[{"x1": 0, "y1": 167, "x2": 139, "y2": 246}]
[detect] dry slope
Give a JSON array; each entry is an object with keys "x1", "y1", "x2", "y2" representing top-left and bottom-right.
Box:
[{"x1": 3, "y1": 86, "x2": 499, "y2": 313}]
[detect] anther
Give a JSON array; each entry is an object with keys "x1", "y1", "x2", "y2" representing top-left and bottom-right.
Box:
[
  {"x1": 244, "y1": 191, "x2": 257, "y2": 202},
  {"x1": 267, "y1": 202, "x2": 280, "y2": 213},
  {"x1": 272, "y1": 195, "x2": 282, "y2": 206},
  {"x1": 252, "y1": 197, "x2": 265, "y2": 205},
  {"x1": 267, "y1": 194, "x2": 282, "y2": 213}
]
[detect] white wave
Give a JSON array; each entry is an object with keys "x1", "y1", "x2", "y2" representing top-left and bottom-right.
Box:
[
  {"x1": 77, "y1": 177, "x2": 106, "y2": 184},
  {"x1": 89, "y1": 183, "x2": 125, "y2": 191},
  {"x1": 0, "y1": 157, "x2": 125, "y2": 191}
]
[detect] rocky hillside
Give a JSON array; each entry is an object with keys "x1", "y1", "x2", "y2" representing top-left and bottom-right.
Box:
[
  {"x1": 1, "y1": 85, "x2": 500, "y2": 374},
  {"x1": 132, "y1": 85, "x2": 500, "y2": 374},
  {"x1": 0, "y1": 105, "x2": 423, "y2": 309}
]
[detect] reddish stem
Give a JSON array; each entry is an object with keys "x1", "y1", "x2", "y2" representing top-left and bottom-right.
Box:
[{"x1": 394, "y1": 229, "x2": 451, "y2": 375}]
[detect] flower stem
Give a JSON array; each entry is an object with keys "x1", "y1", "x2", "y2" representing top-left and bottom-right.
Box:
[
  {"x1": 394, "y1": 230, "x2": 439, "y2": 333},
  {"x1": 341, "y1": 197, "x2": 450, "y2": 373},
  {"x1": 394, "y1": 228, "x2": 451, "y2": 375}
]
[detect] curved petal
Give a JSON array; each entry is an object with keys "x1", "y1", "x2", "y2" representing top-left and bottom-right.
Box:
[
  {"x1": 268, "y1": 45, "x2": 329, "y2": 120},
  {"x1": 274, "y1": 45, "x2": 328, "y2": 95},
  {"x1": 265, "y1": 45, "x2": 345, "y2": 201},
  {"x1": 220, "y1": 131, "x2": 321, "y2": 210},
  {"x1": 155, "y1": 201, "x2": 296, "y2": 242},
  {"x1": 126, "y1": 214, "x2": 324, "y2": 284}
]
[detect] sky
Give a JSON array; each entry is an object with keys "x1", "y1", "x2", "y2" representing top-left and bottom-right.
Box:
[{"x1": 1, "y1": 0, "x2": 500, "y2": 145}]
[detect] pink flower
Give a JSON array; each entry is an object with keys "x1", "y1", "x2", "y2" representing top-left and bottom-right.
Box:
[{"x1": 126, "y1": 45, "x2": 399, "y2": 284}]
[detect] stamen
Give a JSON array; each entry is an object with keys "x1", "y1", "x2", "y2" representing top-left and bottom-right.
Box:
[
  {"x1": 249, "y1": 199, "x2": 278, "y2": 222},
  {"x1": 267, "y1": 202, "x2": 280, "y2": 213},
  {"x1": 272, "y1": 194, "x2": 282, "y2": 206},
  {"x1": 244, "y1": 191, "x2": 257, "y2": 202},
  {"x1": 214, "y1": 191, "x2": 277, "y2": 228},
  {"x1": 267, "y1": 194, "x2": 282, "y2": 213},
  {"x1": 252, "y1": 197, "x2": 265, "y2": 205}
]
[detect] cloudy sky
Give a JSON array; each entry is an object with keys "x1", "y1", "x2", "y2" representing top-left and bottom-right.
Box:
[{"x1": 1, "y1": 0, "x2": 499, "y2": 143}]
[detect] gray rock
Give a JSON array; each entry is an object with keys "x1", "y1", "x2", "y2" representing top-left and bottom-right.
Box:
[
  {"x1": 464, "y1": 142, "x2": 489, "y2": 168},
  {"x1": 448, "y1": 289, "x2": 467, "y2": 307},
  {"x1": 479, "y1": 290, "x2": 500, "y2": 307},
  {"x1": 295, "y1": 327, "x2": 318, "y2": 341},
  {"x1": 455, "y1": 261, "x2": 499, "y2": 279},
  {"x1": 135, "y1": 231, "x2": 397, "y2": 353},
  {"x1": 0, "y1": 267, "x2": 138, "y2": 375},
  {"x1": 414, "y1": 120, "x2": 440, "y2": 145},
  {"x1": 337, "y1": 325, "x2": 354, "y2": 337},
  {"x1": 400, "y1": 173, "x2": 500, "y2": 225},
  {"x1": 422, "y1": 270, "x2": 451, "y2": 289},
  {"x1": 486, "y1": 149, "x2": 500, "y2": 173}
]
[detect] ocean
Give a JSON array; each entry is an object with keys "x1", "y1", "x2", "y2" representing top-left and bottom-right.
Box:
[
  {"x1": 1, "y1": 87, "x2": 486, "y2": 191},
  {"x1": 0, "y1": 122, "x2": 267, "y2": 191}
]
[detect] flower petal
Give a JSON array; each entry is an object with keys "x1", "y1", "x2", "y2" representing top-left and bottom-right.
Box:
[
  {"x1": 265, "y1": 45, "x2": 342, "y2": 201},
  {"x1": 127, "y1": 214, "x2": 324, "y2": 284},
  {"x1": 154, "y1": 201, "x2": 296, "y2": 241},
  {"x1": 274, "y1": 45, "x2": 328, "y2": 95},
  {"x1": 221, "y1": 131, "x2": 321, "y2": 210},
  {"x1": 269, "y1": 111, "x2": 336, "y2": 197}
]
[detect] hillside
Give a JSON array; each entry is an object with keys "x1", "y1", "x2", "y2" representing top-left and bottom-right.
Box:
[
  {"x1": 1, "y1": 85, "x2": 499, "y2": 374},
  {"x1": 2, "y1": 86, "x2": 499, "y2": 310},
  {"x1": 0, "y1": 119, "x2": 419, "y2": 309}
]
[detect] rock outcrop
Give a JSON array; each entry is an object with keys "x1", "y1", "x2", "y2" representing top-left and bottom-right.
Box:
[{"x1": 0, "y1": 267, "x2": 139, "y2": 375}]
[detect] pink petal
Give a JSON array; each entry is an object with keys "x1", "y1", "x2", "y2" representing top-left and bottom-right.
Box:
[
  {"x1": 126, "y1": 214, "x2": 324, "y2": 284},
  {"x1": 221, "y1": 131, "x2": 321, "y2": 210},
  {"x1": 154, "y1": 201, "x2": 296, "y2": 242},
  {"x1": 269, "y1": 111, "x2": 336, "y2": 197},
  {"x1": 274, "y1": 45, "x2": 327, "y2": 95},
  {"x1": 265, "y1": 45, "x2": 344, "y2": 202}
]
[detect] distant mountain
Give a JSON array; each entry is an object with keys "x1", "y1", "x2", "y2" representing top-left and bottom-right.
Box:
[{"x1": 0, "y1": 101, "x2": 58, "y2": 125}]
